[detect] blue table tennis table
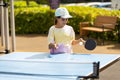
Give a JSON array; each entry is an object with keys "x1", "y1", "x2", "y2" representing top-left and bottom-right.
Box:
[{"x1": 0, "y1": 52, "x2": 120, "y2": 80}]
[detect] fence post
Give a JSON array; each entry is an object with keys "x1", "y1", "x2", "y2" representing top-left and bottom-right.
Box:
[
  {"x1": 10, "y1": 0, "x2": 16, "y2": 52},
  {"x1": 0, "y1": 0, "x2": 5, "y2": 47},
  {"x1": 4, "y1": 2, "x2": 10, "y2": 53}
]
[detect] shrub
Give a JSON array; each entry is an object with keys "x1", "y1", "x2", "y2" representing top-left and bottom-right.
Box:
[{"x1": 13, "y1": 2, "x2": 120, "y2": 41}]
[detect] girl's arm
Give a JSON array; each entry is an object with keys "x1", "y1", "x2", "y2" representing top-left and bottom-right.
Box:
[{"x1": 72, "y1": 38, "x2": 85, "y2": 45}]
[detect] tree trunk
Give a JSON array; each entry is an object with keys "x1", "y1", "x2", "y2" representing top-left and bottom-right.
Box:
[{"x1": 26, "y1": 0, "x2": 29, "y2": 6}]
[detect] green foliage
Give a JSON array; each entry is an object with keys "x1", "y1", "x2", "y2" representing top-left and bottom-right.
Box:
[
  {"x1": 15, "y1": 7, "x2": 54, "y2": 34},
  {"x1": 14, "y1": 1, "x2": 41, "y2": 8},
  {"x1": 35, "y1": 0, "x2": 49, "y2": 4},
  {"x1": 13, "y1": 2, "x2": 120, "y2": 41}
]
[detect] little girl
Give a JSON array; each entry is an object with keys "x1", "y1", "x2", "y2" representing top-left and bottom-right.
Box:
[{"x1": 48, "y1": 7, "x2": 85, "y2": 54}]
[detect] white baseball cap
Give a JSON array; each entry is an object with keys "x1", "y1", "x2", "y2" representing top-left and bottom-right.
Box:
[{"x1": 55, "y1": 7, "x2": 72, "y2": 18}]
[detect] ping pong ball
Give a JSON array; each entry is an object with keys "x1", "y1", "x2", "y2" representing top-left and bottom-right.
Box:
[{"x1": 79, "y1": 42, "x2": 83, "y2": 46}]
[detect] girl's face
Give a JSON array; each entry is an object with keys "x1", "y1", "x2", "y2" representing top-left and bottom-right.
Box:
[{"x1": 56, "y1": 18, "x2": 68, "y2": 27}]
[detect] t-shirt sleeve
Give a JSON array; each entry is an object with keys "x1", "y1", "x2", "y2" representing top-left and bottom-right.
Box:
[{"x1": 48, "y1": 26, "x2": 54, "y2": 44}]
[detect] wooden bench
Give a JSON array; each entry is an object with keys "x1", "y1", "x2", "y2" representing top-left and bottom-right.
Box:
[{"x1": 80, "y1": 16, "x2": 118, "y2": 44}]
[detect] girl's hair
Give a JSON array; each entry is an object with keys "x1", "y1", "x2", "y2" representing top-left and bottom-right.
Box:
[{"x1": 54, "y1": 16, "x2": 61, "y2": 25}]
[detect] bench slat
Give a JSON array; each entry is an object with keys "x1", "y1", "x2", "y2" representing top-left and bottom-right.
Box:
[{"x1": 82, "y1": 27, "x2": 113, "y2": 32}]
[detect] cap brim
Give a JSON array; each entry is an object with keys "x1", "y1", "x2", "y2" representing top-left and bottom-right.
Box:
[{"x1": 61, "y1": 15, "x2": 72, "y2": 18}]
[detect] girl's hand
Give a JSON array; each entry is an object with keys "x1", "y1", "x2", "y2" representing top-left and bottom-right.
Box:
[
  {"x1": 48, "y1": 43, "x2": 58, "y2": 49},
  {"x1": 79, "y1": 38, "x2": 86, "y2": 44}
]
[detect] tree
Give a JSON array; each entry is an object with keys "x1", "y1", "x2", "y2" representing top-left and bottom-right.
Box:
[{"x1": 26, "y1": 0, "x2": 29, "y2": 6}]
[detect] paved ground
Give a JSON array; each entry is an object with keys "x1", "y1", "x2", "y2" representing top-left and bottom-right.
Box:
[{"x1": 0, "y1": 34, "x2": 120, "y2": 80}]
